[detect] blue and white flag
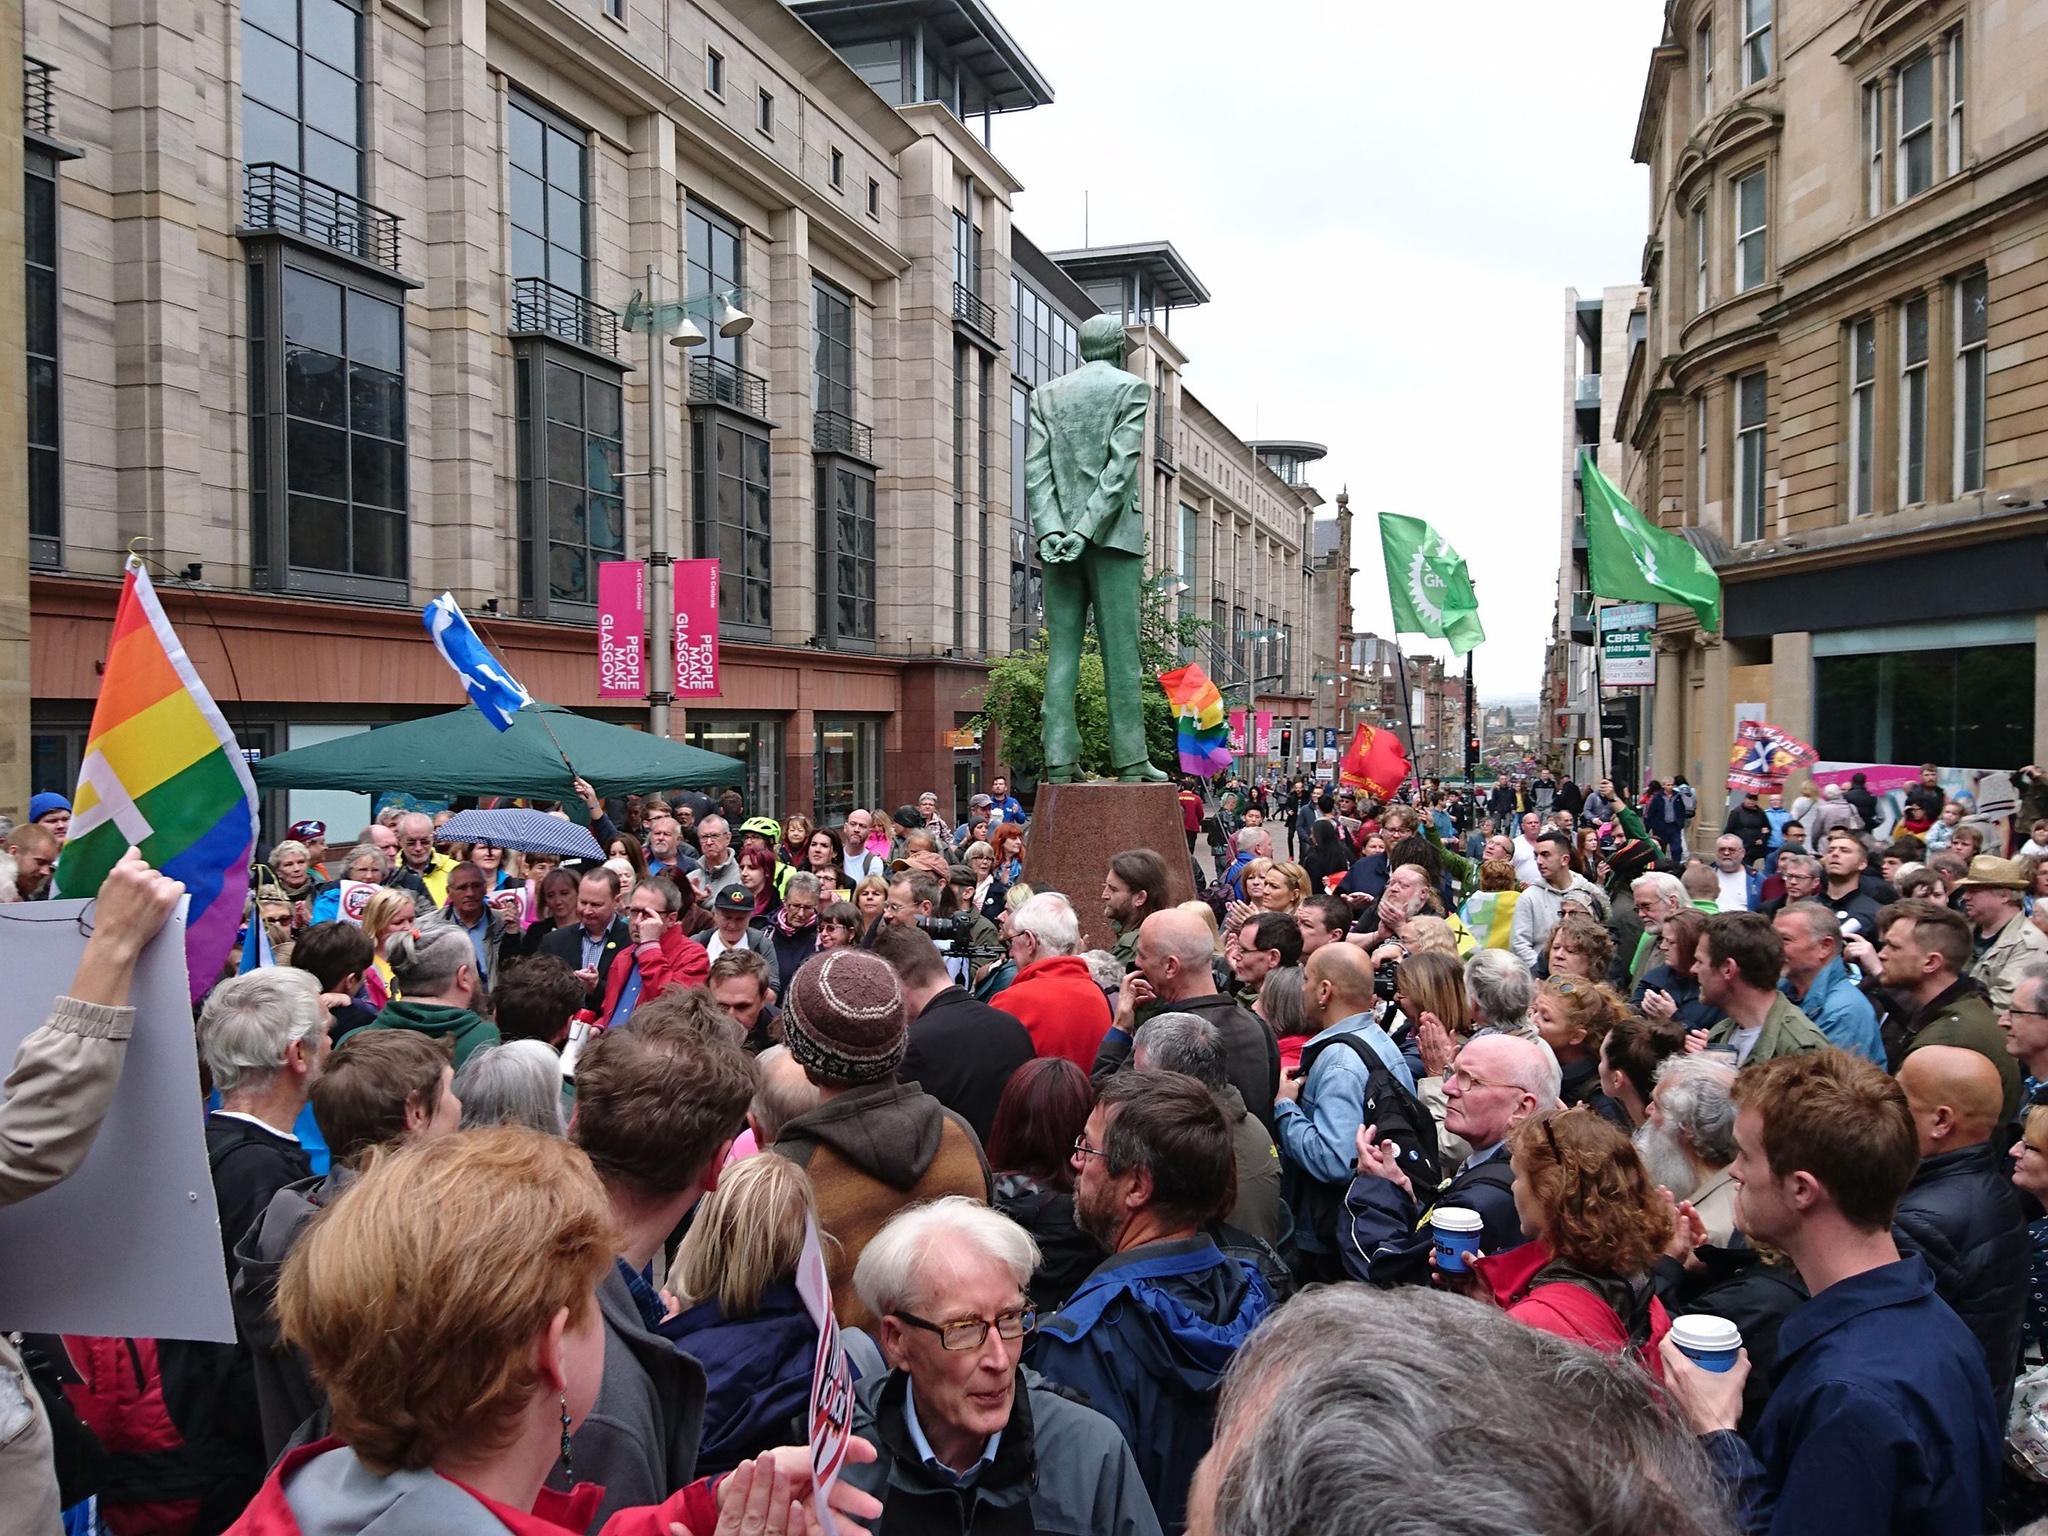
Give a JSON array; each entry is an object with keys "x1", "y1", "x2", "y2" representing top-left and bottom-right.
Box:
[{"x1": 423, "y1": 591, "x2": 532, "y2": 731}]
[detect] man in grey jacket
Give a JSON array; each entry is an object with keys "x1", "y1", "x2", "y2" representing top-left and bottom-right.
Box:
[
  {"x1": 1509, "y1": 829, "x2": 1609, "y2": 968},
  {"x1": 0, "y1": 850, "x2": 184, "y2": 1536},
  {"x1": 844, "y1": 1197, "x2": 1162, "y2": 1535}
]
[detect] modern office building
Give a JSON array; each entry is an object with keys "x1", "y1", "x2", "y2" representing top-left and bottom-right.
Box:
[
  {"x1": 14, "y1": 0, "x2": 1325, "y2": 828},
  {"x1": 1621, "y1": 0, "x2": 2048, "y2": 828}
]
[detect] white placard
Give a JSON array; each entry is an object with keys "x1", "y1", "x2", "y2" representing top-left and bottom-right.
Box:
[{"x1": 796, "y1": 1216, "x2": 855, "y2": 1532}]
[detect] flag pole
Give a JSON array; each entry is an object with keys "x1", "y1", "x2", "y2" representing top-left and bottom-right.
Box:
[{"x1": 1391, "y1": 641, "x2": 1420, "y2": 785}]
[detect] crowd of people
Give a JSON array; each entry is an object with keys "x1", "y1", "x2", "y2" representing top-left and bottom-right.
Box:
[{"x1": 5, "y1": 757, "x2": 2048, "y2": 1535}]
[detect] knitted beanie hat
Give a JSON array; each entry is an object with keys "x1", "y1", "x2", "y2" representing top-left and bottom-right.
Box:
[{"x1": 782, "y1": 947, "x2": 907, "y2": 1088}]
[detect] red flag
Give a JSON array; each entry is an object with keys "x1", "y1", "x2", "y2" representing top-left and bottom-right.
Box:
[{"x1": 1339, "y1": 724, "x2": 1411, "y2": 799}]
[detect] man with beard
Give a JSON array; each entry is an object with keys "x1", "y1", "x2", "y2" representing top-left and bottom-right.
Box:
[
  {"x1": 1034, "y1": 1071, "x2": 1273, "y2": 1533},
  {"x1": 1637, "y1": 1053, "x2": 1741, "y2": 1246}
]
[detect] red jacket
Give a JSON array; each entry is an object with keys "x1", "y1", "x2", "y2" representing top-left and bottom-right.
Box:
[
  {"x1": 995, "y1": 955, "x2": 1112, "y2": 1069},
  {"x1": 591, "y1": 924, "x2": 709, "y2": 1027},
  {"x1": 1473, "y1": 1240, "x2": 1670, "y2": 1381},
  {"x1": 1178, "y1": 790, "x2": 1204, "y2": 833},
  {"x1": 226, "y1": 1438, "x2": 720, "y2": 1536}
]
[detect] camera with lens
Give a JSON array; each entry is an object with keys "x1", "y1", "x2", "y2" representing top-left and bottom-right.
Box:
[
  {"x1": 914, "y1": 910, "x2": 978, "y2": 944},
  {"x1": 1373, "y1": 944, "x2": 1407, "y2": 1003}
]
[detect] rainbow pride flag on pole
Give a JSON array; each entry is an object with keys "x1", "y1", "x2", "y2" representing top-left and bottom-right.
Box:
[
  {"x1": 1158, "y1": 662, "x2": 1233, "y2": 778},
  {"x1": 53, "y1": 559, "x2": 259, "y2": 998}
]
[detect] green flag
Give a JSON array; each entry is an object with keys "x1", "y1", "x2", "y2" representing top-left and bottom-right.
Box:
[
  {"x1": 1378, "y1": 512, "x2": 1486, "y2": 656},
  {"x1": 1580, "y1": 451, "x2": 1721, "y2": 633}
]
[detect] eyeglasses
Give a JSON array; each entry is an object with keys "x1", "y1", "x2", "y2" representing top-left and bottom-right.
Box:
[
  {"x1": 2005, "y1": 1007, "x2": 2048, "y2": 1022},
  {"x1": 1444, "y1": 1064, "x2": 1510, "y2": 1094},
  {"x1": 895, "y1": 1307, "x2": 1037, "y2": 1351},
  {"x1": 1072, "y1": 1136, "x2": 1108, "y2": 1161}
]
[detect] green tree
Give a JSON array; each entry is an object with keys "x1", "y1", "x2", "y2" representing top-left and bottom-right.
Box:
[{"x1": 973, "y1": 588, "x2": 1210, "y2": 787}]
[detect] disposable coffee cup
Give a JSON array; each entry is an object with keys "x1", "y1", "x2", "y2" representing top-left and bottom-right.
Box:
[
  {"x1": 1430, "y1": 1206, "x2": 1485, "y2": 1273},
  {"x1": 1669, "y1": 1314, "x2": 1742, "y2": 1373}
]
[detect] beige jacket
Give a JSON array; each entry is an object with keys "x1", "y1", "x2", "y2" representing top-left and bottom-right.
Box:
[
  {"x1": 1689, "y1": 1165, "x2": 1741, "y2": 1249},
  {"x1": 1970, "y1": 913, "x2": 2048, "y2": 1014},
  {"x1": 0, "y1": 996, "x2": 135, "y2": 1536}
]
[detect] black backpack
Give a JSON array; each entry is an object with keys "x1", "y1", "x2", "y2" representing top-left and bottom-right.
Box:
[{"x1": 1293, "y1": 1031, "x2": 1443, "y2": 1248}]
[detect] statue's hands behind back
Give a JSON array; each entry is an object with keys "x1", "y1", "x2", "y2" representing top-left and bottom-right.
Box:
[{"x1": 1037, "y1": 531, "x2": 1085, "y2": 564}]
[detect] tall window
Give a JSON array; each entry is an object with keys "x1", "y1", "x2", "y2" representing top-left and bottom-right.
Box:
[
  {"x1": 254, "y1": 263, "x2": 408, "y2": 590},
  {"x1": 1946, "y1": 28, "x2": 1965, "y2": 175},
  {"x1": 978, "y1": 355, "x2": 992, "y2": 655},
  {"x1": 1955, "y1": 271, "x2": 1987, "y2": 496},
  {"x1": 507, "y1": 97, "x2": 588, "y2": 295},
  {"x1": 521, "y1": 360, "x2": 622, "y2": 608},
  {"x1": 1734, "y1": 169, "x2": 1767, "y2": 292},
  {"x1": 1695, "y1": 18, "x2": 1714, "y2": 118},
  {"x1": 953, "y1": 341, "x2": 968, "y2": 653},
  {"x1": 1897, "y1": 52, "x2": 1935, "y2": 202},
  {"x1": 26, "y1": 156, "x2": 61, "y2": 567},
  {"x1": 692, "y1": 418, "x2": 772, "y2": 634},
  {"x1": 815, "y1": 462, "x2": 875, "y2": 645},
  {"x1": 1735, "y1": 369, "x2": 1767, "y2": 542},
  {"x1": 1178, "y1": 503, "x2": 1198, "y2": 631},
  {"x1": 812, "y1": 278, "x2": 853, "y2": 418},
  {"x1": 1694, "y1": 391, "x2": 1709, "y2": 520},
  {"x1": 685, "y1": 199, "x2": 745, "y2": 368},
  {"x1": 1010, "y1": 383, "x2": 1041, "y2": 653},
  {"x1": 1691, "y1": 199, "x2": 1708, "y2": 314},
  {"x1": 813, "y1": 717, "x2": 882, "y2": 828},
  {"x1": 1898, "y1": 294, "x2": 1929, "y2": 505},
  {"x1": 1848, "y1": 317, "x2": 1876, "y2": 518},
  {"x1": 1863, "y1": 80, "x2": 1885, "y2": 214},
  {"x1": 241, "y1": 0, "x2": 363, "y2": 194},
  {"x1": 1740, "y1": 0, "x2": 1772, "y2": 87}
]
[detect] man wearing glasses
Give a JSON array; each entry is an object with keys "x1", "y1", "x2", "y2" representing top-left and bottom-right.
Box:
[
  {"x1": 1997, "y1": 962, "x2": 2048, "y2": 1148},
  {"x1": 844, "y1": 1198, "x2": 1161, "y2": 1535},
  {"x1": 390, "y1": 811, "x2": 453, "y2": 906},
  {"x1": 1034, "y1": 1072, "x2": 1271, "y2": 1533},
  {"x1": 1340, "y1": 1031, "x2": 1559, "y2": 1286}
]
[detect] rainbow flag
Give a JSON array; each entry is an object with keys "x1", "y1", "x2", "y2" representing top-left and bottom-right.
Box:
[
  {"x1": 53, "y1": 559, "x2": 259, "y2": 998},
  {"x1": 1158, "y1": 662, "x2": 1233, "y2": 778}
]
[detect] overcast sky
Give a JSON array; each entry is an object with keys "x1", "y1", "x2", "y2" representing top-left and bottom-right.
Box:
[{"x1": 990, "y1": 1, "x2": 1665, "y2": 700}]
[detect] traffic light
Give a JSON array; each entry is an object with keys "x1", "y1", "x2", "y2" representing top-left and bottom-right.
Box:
[{"x1": 1280, "y1": 726, "x2": 1293, "y2": 758}]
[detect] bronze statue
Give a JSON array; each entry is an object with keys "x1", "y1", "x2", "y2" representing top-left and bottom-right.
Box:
[{"x1": 1023, "y1": 315, "x2": 1166, "y2": 783}]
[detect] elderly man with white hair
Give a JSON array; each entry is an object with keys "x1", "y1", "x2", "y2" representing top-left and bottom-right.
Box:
[
  {"x1": 844, "y1": 1197, "x2": 1162, "y2": 1536},
  {"x1": 1626, "y1": 870, "x2": 1688, "y2": 985},
  {"x1": 1635, "y1": 1052, "x2": 1741, "y2": 1246},
  {"x1": 989, "y1": 891, "x2": 1112, "y2": 1068}
]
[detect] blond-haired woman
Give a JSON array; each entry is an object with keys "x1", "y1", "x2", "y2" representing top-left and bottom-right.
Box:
[
  {"x1": 228, "y1": 1127, "x2": 879, "y2": 1536},
  {"x1": 659, "y1": 1155, "x2": 823, "y2": 1477},
  {"x1": 357, "y1": 886, "x2": 417, "y2": 1009}
]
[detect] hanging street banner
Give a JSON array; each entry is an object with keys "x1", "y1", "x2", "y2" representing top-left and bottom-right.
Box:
[
  {"x1": 1598, "y1": 601, "x2": 1657, "y2": 687},
  {"x1": 1254, "y1": 710, "x2": 1274, "y2": 754},
  {"x1": 673, "y1": 558, "x2": 722, "y2": 699},
  {"x1": 1228, "y1": 709, "x2": 1248, "y2": 755},
  {"x1": 597, "y1": 560, "x2": 645, "y2": 700}
]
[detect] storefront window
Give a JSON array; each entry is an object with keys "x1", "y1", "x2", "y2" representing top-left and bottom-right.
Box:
[
  {"x1": 677, "y1": 714, "x2": 783, "y2": 815},
  {"x1": 814, "y1": 715, "x2": 883, "y2": 827},
  {"x1": 1814, "y1": 642, "x2": 2033, "y2": 767}
]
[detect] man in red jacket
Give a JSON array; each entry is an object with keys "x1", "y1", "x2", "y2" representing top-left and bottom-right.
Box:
[
  {"x1": 592, "y1": 874, "x2": 709, "y2": 1029},
  {"x1": 990, "y1": 891, "x2": 1112, "y2": 1068}
]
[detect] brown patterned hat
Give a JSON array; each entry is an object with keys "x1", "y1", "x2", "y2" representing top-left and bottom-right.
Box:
[{"x1": 782, "y1": 947, "x2": 907, "y2": 1088}]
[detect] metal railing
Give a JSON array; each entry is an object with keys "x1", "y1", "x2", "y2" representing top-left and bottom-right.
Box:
[
  {"x1": 1574, "y1": 373, "x2": 1601, "y2": 409},
  {"x1": 243, "y1": 162, "x2": 402, "y2": 270},
  {"x1": 511, "y1": 276, "x2": 620, "y2": 358},
  {"x1": 813, "y1": 408, "x2": 873, "y2": 458},
  {"x1": 952, "y1": 280, "x2": 997, "y2": 337},
  {"x1": 24, "y1": 56, "x2": 56, "y2": 136},
  {"x1": 689, "y1": 355, "x2": 771, "y2": 417},
  {"x1": 1154, "y1": 426, "x2": 1175, "y2": 470}
]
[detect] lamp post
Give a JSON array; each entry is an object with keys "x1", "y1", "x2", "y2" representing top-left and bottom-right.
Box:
[{"x1": 621, "y1": 273, "x2": 753, "y2": 739}]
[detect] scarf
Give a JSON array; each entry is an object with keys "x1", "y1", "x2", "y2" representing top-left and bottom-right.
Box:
[{"x1": 773, "y1": 904, "x2": 817, "y2": 939}]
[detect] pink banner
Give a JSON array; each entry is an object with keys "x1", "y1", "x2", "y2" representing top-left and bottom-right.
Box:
[
  {"x1": 673, "y1": 558, "x2": 721, "y2": 700},
  {"x1": 596, "y1": 560, "x2": 645, "y2": 700},
  {"x1": 1254, "y1": 710, "x2": 1274, "y2": 754},
  {"x1": 1228, "y1": 709, "x2": 1247, "y2": 754}
]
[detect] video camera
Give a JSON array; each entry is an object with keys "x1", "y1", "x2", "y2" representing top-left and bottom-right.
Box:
[{"x1": 914, "y1": 910, "x2": 1007, "y2": 962}]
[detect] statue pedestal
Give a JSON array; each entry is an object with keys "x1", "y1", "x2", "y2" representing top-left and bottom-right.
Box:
[{"x1": 1022, "y1": 782, "x2": 1197, "y2": 953}]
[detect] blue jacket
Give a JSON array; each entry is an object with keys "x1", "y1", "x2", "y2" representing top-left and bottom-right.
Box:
[
  {"x1": 1033, "y1": 1236, "x2": 1273, "y2": 1533},
  {"x1": 1703, "y1": 1255, "x2": 1998, "y2": 1536},
  {"x1": 1781, "y1": 956, "x2": 1885, "y2": 1064},
  {"x1": 655, "y1": 1279, "x2": 817, "y2": 1479},
  {"x1": 1275, "y1": 1015, "x2": 1414, "y2": 1255},
  {"x1": 1340, "y1": 1139, "x2": 1525, "y2": 1286}
]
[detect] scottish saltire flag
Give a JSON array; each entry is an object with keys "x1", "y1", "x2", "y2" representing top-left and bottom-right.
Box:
[
  {"x1": 239, "y1": 892, "x2": 274, "y2": 974},
  {"x1": 52, "y1": 559, "x2": 259, "y2": 999},
  {"x1": 1158, "y1": 663, "x2": 1233, "y2": 777},
  {"x1": 424, "y1": 591, "x2": 531, "y2": 730}
]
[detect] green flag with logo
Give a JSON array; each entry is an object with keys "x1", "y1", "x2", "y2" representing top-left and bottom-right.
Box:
[
  {"x1": 1377, "y1": 512, "x2": 1486, "y2": 657},
  {"x1": 1580, "y1": 451, "x2": 1721, "y2": 633}
]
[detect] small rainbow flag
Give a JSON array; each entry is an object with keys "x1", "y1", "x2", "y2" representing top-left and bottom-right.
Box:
[
  {"x1": 1158, "y1": 662, "x2": 1233, "y2": 778},
  {"x1": 53, "y1": 559, "x2": 259, "y2": 998}
]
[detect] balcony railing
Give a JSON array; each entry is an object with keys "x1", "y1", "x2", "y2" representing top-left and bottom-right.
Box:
[
  {"x1": 952, "y1": 280, "x2": 997, "y2": 337},
  {"x1": 24, "y1": 56, "x2": 56, "y2": 136},
  {"x1": 1154, "y1": 426, "x2": 1175, "y2": 470},
  {"x1": 244, "y1": 162, "x2": 401, "y2": 271},
  {"x1": 813, "y1": 408, "x2": 873, "y2": 458},
  {"x1": 1574, "y1": 373, "x2": 1601, "y2": 409},
  {"x1": 511, "y1": 276, "x2": 620, "y2": 359},
  {"x1": 689, "y1": 355, "x2": 771, "y2": 417}
]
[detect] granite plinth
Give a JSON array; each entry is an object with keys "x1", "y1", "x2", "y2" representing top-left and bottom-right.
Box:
[{"x1": 1021, "y1": 781, "x2": 1197, "y2": 953}]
